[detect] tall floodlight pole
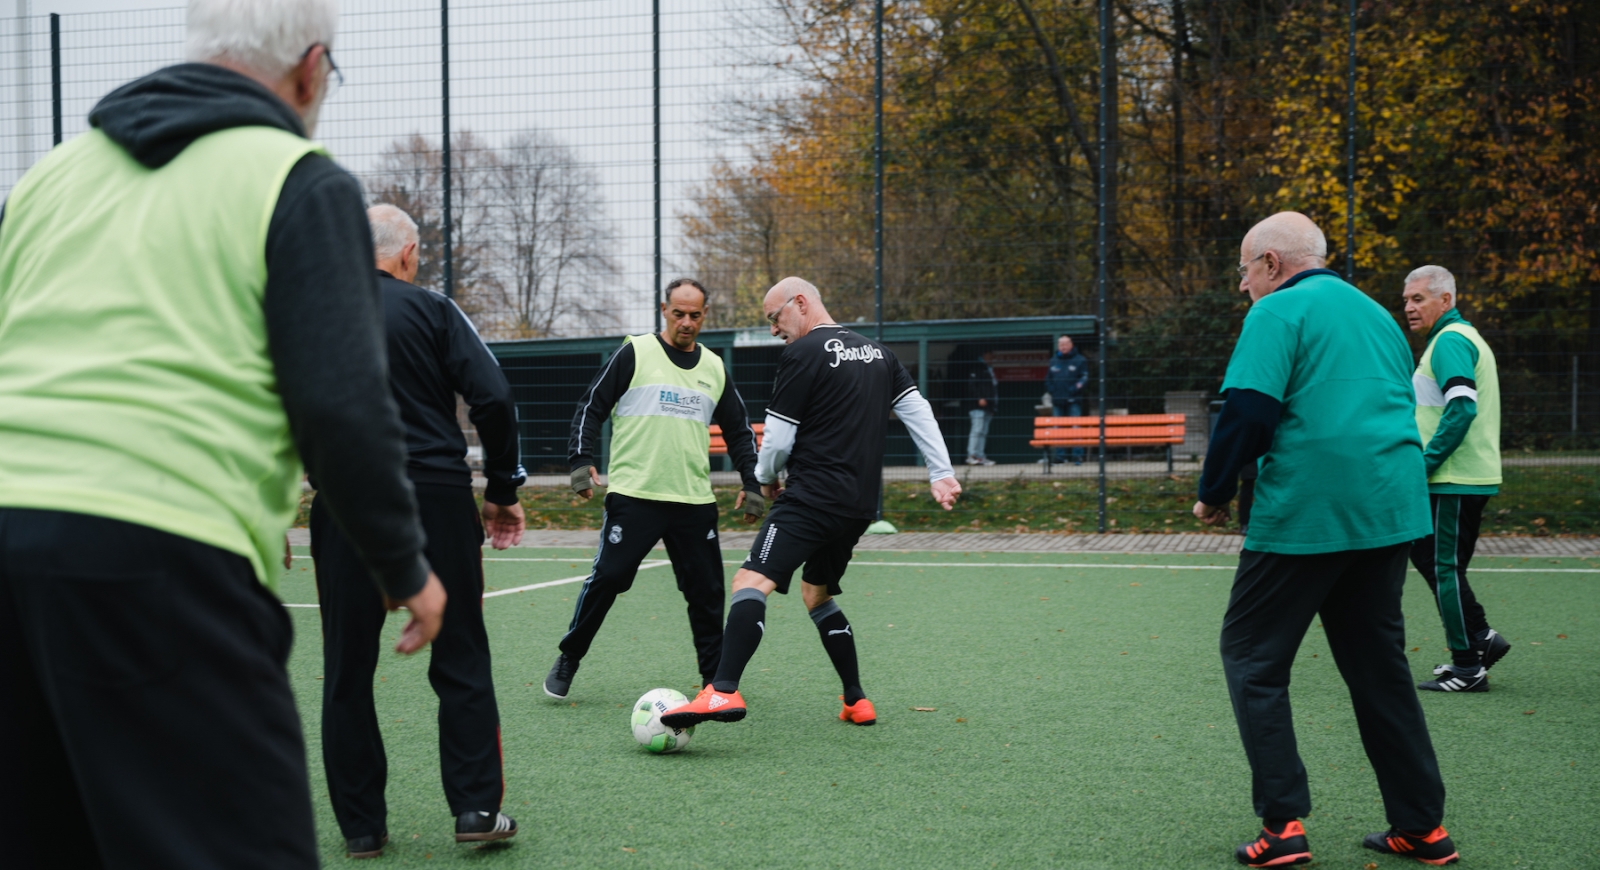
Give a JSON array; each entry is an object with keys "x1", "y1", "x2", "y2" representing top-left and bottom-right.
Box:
[
  {"x1": 653, "y1": 0, "x2": 662, "y2": 333},
  {"x1": 1345, "y1": 0, "x2": 1356, "y2": 280},
  {"x1": 441, "y1": 0, "x2": 454, "y2": 299},
  {"x1": 1095, "y1": 0, "x2": 1110, "y2": 533},
  {"x1": 48, "y1": 12, "x2": 59, "y2": 146},
  {"x1": 872, "y1": 0, "x2": 886, "y2": 525}
]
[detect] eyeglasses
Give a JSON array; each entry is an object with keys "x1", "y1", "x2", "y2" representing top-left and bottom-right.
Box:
[
  {"x1": 766, "y1": 296, "x2": 795, "y2": 326},
  {"x1": 303, "y1": 44, "x2": 344, "y2": 100},
  {"x1": 1236, "y1": 253, "x2": 1265, "y2": 277}
]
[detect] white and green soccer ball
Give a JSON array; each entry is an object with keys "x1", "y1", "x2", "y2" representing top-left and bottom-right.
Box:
[{"x1": 631, "y1": 688, "x2": 695, "y2": 754}]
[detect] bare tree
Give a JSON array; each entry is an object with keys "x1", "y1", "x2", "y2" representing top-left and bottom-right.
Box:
[{"x1": 483, "y1": 128, "x2": 621, "y2": 338}]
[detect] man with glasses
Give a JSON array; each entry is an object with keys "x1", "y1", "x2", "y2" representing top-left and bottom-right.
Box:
[
  {"x1": 1194, "y1": 212, "x2": 1456, "y2": 867},
  {"x1": 0, "y1": 2, "x2": 441, "y2": 868},
  {"x1": 548, "y1": 278, "x2": 764, "y2": 700}
]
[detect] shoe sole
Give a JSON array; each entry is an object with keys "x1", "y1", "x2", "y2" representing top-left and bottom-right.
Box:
[
  {"x1": 1239, "y1": 854, "x2": 1311, "y2": 867},
  {"x1": 456, "y1": 829, "x2": 518, "y2": 843},
  {"x1": 543, "y1": 683, "x2": 569, "y2": 700},
  {"x1": 1364, "y1": 837, "x2": 1459, "y2": 865},
  {"x1": 660, "y1": 708, "x2": 745, "y2": 728},
  {"x1": 347, "y1": 835, "x2": 388, "y2": 859}
]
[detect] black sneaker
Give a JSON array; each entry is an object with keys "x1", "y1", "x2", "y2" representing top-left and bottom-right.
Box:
[
  {"x1": 456, "y1": 810, "x2": 517, "y2": 843},
  {"x1": 1362, "y1": 826, "x2": 1459, "y2": 865},
  {"x1": 1235, "y1": 820, "x2": 1312, "y2": 867},
  {"x1": 1477, "y1": 628, "x2": 1511, "y2": 669},
  {"x1": 1419, "y1": 665, "x2": 1488, "y2": 692},
  {"x1": 345, "y1": 833, "x2": 387, "y2": 859},
  {"x1": 544, "y1": 653, "x2": 578, "y2": 699}
]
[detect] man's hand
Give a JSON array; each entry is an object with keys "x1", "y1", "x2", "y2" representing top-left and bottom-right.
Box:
[
  {"x1": 931, "y1": 476, "x2": 961, "y2": 511},
  {"x1": 482, "y1": 500, "x2": 525, "y2": 550},
  {"x1": 572, "y1": 465, "x2": 600, "y2": 500},
  {"x1": 737, "y1": 488, "x2": 766, "y2": 525},
  {"x1": 760, "y1": 481, "x2": 781, "y2": 501},
  {"x1": 393, "y1": 572, "x2": 446, "y2": 654},
  {"x1": 1193, "y1": 500, "x2": 1231, "y2": 527},
  {"x1": 283, "y1": 534, "x2": 293, "y2": 570}
]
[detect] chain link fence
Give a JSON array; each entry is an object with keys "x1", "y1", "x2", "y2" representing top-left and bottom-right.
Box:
[{"x1": 3, "y1": 0, "x2": 1594, "y2": 535}]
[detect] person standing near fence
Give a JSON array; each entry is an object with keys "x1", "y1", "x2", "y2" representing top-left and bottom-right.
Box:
[
  {"x1": 312, "y1": 205, "x2": 527, "y2": 859},
  {"x1": 1044, "y1": 335, "x2": 1090, "y2": 465},
  {"x1": 965, "y1": 351, "x2": 999, "y2": 466},
  {"x1": 1402, "y1": 265, "x2": 1508, "y2": 694},
  {"x1": 1194, "y1": 212, "x2": 1459, "y2": 867},
  {"x1": 548, "y1": 278, "x2": 764, "y2": 700},
  {"x1": 661, "y1": 277, "x2": 961, "y2": 730},
  {"x1": 0, "y1": 2, "x2": 447, "y2": 868}
]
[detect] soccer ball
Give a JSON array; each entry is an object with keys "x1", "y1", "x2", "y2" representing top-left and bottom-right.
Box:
[{"x1": 631, "y1": 688, "x2": 695, "y2": 753}]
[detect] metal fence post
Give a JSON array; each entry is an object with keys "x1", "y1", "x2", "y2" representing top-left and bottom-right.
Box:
[
  {"x1": 48, "y1": 12, "x2": 59, "y2": 146},
  {"x1": 873, "y1": 0, "x2": 886, "y2": 523},
  {"x1": 1096, "y1": 0, "x2": 1110, "y2": 533},
  {"x1": 1345, "y1": 0, "x2": 1356, "y2": 279},
  {"x1": 652, "y1": 0, "x2": 661, "y2": 333},
  {"x1": 441, "y1": 0, "x2": 454, "y2": 299}
]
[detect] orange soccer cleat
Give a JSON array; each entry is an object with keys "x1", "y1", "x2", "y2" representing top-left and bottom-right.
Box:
[
  {"x1": 1362, "y1": 826, "x2": 1459, "y2": 866},
  {"x1": 1235, "y1": 820, "x2": 1312, "y2": 867},
  {"x1": 660, "y1": 684, "x2": 746, "y2": 728},
  {"x1": 839, "y1": 696, "x2": 877, "y2": 726}
]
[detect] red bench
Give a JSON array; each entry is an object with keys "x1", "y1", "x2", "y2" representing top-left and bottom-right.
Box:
[
  {"x1": 1029, "y1": 414, "x2": 1185, "y2": 472},
  {"x1": 708, "y1": 423, "x2": 763, "y2": 456}
]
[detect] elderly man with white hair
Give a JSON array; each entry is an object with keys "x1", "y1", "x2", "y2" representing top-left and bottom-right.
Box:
[
  {"x1": 1195, "y1": 213, "x2": 1460, "y2": 867},
  {"x1": 1401, "y1": 265, "x2": 1507, "y2": 694},
  {"x1": 0, "y1": 1, "x2": 443, "y2": 868},
  {"x1": 310, "y1": 205, "x2": 526, "y2": 858}
]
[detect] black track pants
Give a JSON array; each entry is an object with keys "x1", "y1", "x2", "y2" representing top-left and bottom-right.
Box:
[
  {"x1": 560, "y1": 492, "x2": 725, "y2": 682},
  {"x1": 1220, "y1": 543, "x2": 1446, "y2": 830},
  {"x1": 1409, "y1": 493, "x2": 1492, "y2": 651},
  {"x1": 313, "y1": 483, "x2": 503, "y2": 839},
  {"x1": 0, "y1": 508, "x2": 318, "y2": 870}
]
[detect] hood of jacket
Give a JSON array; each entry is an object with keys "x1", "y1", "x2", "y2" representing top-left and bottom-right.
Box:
[{"x1": 89, "y1": 63, "x2": 306, "y2": 169}]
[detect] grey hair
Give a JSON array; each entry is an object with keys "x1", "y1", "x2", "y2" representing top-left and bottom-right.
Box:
[
  {"x1": 1248, "y1": 215, "x2": 1328, "y2": 264},
  {"x1": 186, "y1": 0, "x2": 338, "y2": 78},
  {"x1": 1405, "y1": 265, "x2": 1457, "y2": 303},
  {"x1": 368, "y1": 204, "x2": 418, "y2": 262}
]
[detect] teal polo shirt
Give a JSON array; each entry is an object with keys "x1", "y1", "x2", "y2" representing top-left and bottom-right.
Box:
[{"x1": 1222, "y1": 270, "x2": 1431, "y2": 554}]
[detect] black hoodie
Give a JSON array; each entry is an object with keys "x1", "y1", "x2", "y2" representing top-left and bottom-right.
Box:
[{"x1": 80, "y1": 63, "x2": 430, "y2": 600}]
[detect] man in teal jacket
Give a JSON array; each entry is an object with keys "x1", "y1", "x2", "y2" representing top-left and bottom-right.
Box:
[{"x1": 1402, "y1": 265, "x2": 1508, "y2": 693}]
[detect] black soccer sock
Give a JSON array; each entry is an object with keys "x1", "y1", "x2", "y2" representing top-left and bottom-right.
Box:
[
  {"x1": 809, "y1": 600, "x2": 864, "y2": 704},
  {"x1": 711, "y1": 588, "x2": 767, "y2": 693},
  {"x1": 1451, "y1": 648, "x2": 1481, "y2": 671}
]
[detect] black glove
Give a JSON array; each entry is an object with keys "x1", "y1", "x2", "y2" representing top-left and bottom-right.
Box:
[
  {"x1": 742, "y1": 488, "x2": 766, "y2": 521},
  {"x1": 571, "y1": 466, "x2": 595, "y2": 494}
]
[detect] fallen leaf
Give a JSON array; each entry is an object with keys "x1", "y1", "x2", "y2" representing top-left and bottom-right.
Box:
[
  {"x1": 777, "y1": 771, "x2": 786, "y2": 775},
  {"x1": 622, "y1": 847, "x2": 637, "y2": 853},
  {"x1": 1557, "y1": 634, "x2": 1568, "y2": 639},
  {"x1": 955, "y1": 717, "x2": 967, "y2": 723},
  {"x1": 1129, "y1": 582, "x2": 1141, "y2": 587},
  {"x1": 912, "y1": 707, "x2": 938, "y2": 712},
  {"x1": 1411, "y1": 647, "x2": 1419, "y2": 651},
  {"x1": 1040, "y1": 597, "x2": 1049, "y2": 600},
  {"x1": 1365, "y1": 864, "x2": 1378, "y2": 870},
  {"x1": 1120, "y1": 651, "x2": 1128, "y2": 655},
  {"x1": 1524, "y1": 710, "x2": 1536, "y2": 715},
  {"x1": 1531, "y1": 642, "x2": 1543, "y2": 645}
]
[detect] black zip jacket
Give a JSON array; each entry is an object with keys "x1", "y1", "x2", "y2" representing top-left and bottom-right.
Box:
[
  {"x1": 82, "y1": 63, "x2": 429, "y2": 599},
  {"x1": 378, "y1": 271, "x2": 526, "y2": 504},
  {"x1": 569, "y1": 336, "x2": 761, "y2": 494}
]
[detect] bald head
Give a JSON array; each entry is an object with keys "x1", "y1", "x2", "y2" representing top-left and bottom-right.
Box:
[
  {"x1": 762, "y1": 276, "x2": 833, "y2": 344},
  {"x1": 1238, "y1": 212, "x2": 1329, "y2": 301}
]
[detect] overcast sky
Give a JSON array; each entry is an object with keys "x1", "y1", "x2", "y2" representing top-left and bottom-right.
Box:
[{"x1": 3, "y1": 0, "x2": 787, "y2": 333}]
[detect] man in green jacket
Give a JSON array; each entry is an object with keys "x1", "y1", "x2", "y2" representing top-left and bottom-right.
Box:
[
  {"x1": 1403, "y1": 265, "x2": 1509, "y2": 693},
  {"x1": 0, "y1": 2, "x2": 442, "y2": 867}
]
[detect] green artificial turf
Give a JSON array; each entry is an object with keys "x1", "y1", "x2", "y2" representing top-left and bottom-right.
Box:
[{"x1": 276, "y1": 548, "x2": 1600, "y2": 868}]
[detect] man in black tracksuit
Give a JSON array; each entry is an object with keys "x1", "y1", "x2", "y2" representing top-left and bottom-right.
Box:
[{"x1": 311, "y1": 205, "x2": 527, "y2": 858}]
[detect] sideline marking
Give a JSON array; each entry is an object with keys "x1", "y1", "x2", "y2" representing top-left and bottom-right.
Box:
[{"x1": 482, "y1": 560, "x2": 669, "y2": 599}]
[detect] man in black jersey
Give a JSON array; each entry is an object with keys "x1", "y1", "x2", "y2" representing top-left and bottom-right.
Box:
[
  {"x1": 662, "y1": 277, "x2": 960, "y2": 729},
  {"x1": 547, "y1": 278, "x2": 764, "y2": 699},
  {"x1": 313, "y1": 205, "x2": 526, "y2": 858}
]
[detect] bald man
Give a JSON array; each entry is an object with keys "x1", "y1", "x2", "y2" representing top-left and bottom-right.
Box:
[
  {"x1": 1195, "y1": 213, "x2": 1458, "y2": 867},
  {"x1": 662, "y1": 277, "x2": 961, "y2": 730},
  {"x1": 311, "y1": 205, "x2": 526, "y2": 857}
]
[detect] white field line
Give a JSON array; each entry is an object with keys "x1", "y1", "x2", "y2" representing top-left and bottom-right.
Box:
[{"x1": 482, "y1": 560, "x2": 669, "y2": 598}]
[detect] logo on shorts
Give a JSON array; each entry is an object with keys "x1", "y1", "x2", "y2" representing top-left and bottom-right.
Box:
[
  {"x1": 608, "y1": 525, "x2": 623, "y2": 544},
  {"x1": 706, "y1": 528, "x2": 717, "y2": 540}
]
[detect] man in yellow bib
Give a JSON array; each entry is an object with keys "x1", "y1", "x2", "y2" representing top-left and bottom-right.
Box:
[
  {"x1": 545, "y1": 278, "x2": 763, "y2": 698},
  {"x1": 1403, "y1": 265, "x2": 1508, "y2": 693}
]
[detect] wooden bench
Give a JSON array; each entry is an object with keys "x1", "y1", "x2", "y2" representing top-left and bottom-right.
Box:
[
  {"x1": 1029, "y1": 414, "x2": 1186, "y2": 472},
  {"x1": 708, "y1": 423, "x2": 763, "y2": 456}
]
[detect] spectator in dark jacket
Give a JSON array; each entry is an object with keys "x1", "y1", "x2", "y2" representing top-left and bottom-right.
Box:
[
  {"x1": 1044, "y1": 335, "x2": 1089, "y2": 464},
  {"x1": 311, "y1": 204, "x2": 527, "y2": 859},
  {"x1": 965, "y1": 352, "x2": 999, "y2": 465}
]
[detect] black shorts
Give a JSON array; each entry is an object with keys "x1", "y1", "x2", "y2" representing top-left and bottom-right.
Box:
[{"x1": 740, "y1": 499, "x2": 872, "y2": 595}]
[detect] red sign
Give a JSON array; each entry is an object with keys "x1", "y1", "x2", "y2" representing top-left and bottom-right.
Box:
[{"x1": 988, "y1": 349, "x2": 1050, "y2": 382}]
